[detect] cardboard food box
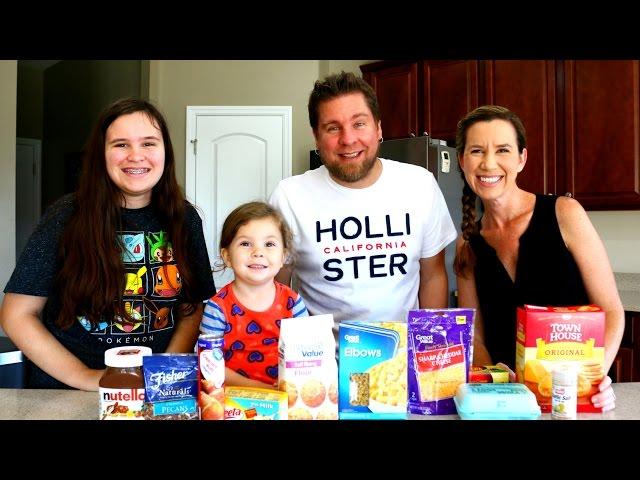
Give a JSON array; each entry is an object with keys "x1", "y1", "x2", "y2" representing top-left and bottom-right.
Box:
[
  {"x1": 278, "y1": 315, "x2": 338, "y2": 420},
  {"x1": 515, "y1": 304, "x2": 605, "y2": 413},
  {"x1": 224, "y1": 386, "x2": 288, "y2": 420},
  {"x1": 338, "y1": 321, "x2": 407, "y2": 419}
]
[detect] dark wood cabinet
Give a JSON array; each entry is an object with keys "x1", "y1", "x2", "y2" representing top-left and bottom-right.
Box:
[
  {"x1": 562, "y1": 60, "x2": 640, "y2": 210},
  {"x1": 612, "y1": 347, "x2": 633, "y2": 383},
  {"x1": 482, "y1": 60, "x2": 558, "y2": 195},
  {"x1": 611, "y1": 311, "x2": 640, "y2": 382},
  {"x1": 361, "y1": 61, "x2": 418, "y2": 140},
  {"x1": 361, "y1": 59, "x2": 640, "y2": 210},
  {"x1": 422, "y1": 60, "x2": 479, "y2": 144}
]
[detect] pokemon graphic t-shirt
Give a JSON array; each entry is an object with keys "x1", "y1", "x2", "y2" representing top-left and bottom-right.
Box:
[
  {"x1": 4, "y1": 194, "x2": 216, "y2": 388},
  {"x1": 201, "y1": 281, "x2": 308, "y2": 385}
]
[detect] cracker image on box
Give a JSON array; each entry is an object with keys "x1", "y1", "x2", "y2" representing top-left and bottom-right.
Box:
[
  {"x1": 338, "y1": 321, "x2": 407, "y2": 419},
  {"x1": 407, "y1": 309, "x2": 474, "y2": 415},
  {"x1": 278, "y1": 314, "x2": 338, "y2": 420},
  {"x1": 515, "y1": 304, "x2": 605, "y2": 413}
]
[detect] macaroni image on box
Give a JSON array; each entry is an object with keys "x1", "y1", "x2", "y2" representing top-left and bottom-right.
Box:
[
  {"x1": 515, "y1": 304, "x2": 605, "y2": 413},
  {"x1": 338, "y1": 321, "x2": 407, "y2": 420},
  {"x1": 407, "y1": 309, "x2": 474, "y2": 415},
  {"x1": 224, "y1": 386, "x2": 288, "y2": 420}
]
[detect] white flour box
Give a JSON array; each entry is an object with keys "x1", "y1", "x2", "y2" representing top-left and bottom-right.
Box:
[{"x1": 278, "y1": 314, "x2": 338, "y2": 420}]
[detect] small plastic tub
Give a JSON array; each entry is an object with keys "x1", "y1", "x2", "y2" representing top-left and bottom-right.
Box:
[{"x1": 454, "y1": 383, "x2": 541, "y2": 420}]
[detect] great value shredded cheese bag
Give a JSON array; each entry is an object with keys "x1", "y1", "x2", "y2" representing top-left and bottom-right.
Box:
[{"x1": 407, "y1": 308, "x2": 474, "y2": 415}]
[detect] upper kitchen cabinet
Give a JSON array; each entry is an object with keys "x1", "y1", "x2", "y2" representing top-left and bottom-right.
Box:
[
  {"x1": 562, "y1": 60, "x2": 640, "y2": 210},
  {"x1": 361, "y1": 60, "x2": 478, "y2": 144},
  {"x1": 481, "y1": 60, "x2": 558, "y2": 195},
  {"x1": 361, "y1": 59, "x2": 640, "y2": 210},
  {"x1": 361, "y1": 61, "x2": 419, "y2": 140},
  {"x1": 422, "y1": 60, "x2": 479, "y2": 144}
]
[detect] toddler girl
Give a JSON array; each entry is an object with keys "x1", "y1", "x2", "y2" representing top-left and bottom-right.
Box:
[{"x1": 200, "y1": 201, "x2": 308, "y2": 388}]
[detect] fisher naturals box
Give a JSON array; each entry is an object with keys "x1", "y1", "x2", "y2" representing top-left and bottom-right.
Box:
[
  {"x1": 338, "y1": 321, "x2": 407, "y2": 419},
  {"x1": 515, "y1": 304, "x2": 605, "y2": 413}
]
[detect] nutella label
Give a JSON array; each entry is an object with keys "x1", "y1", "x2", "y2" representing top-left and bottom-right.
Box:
[{"x1": 99, "y1": 387, "x2": 146, "y2": 420}]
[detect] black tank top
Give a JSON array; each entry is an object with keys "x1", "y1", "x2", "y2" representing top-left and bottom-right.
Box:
[{"x1": 469, "y1": 194, "x2": 589, "y2": 368}]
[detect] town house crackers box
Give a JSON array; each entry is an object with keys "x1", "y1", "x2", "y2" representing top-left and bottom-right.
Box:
[{"x1": 515, "y1": 304, "x2": 605, "y2": 413}]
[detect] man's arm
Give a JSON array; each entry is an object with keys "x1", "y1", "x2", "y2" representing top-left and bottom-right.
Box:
[
  {"x1": 454, "y1": 236, "x2": 493, "y2": 366},
  {"x1": 418, "y1": 249, "x2": 448, "y2": 309}
]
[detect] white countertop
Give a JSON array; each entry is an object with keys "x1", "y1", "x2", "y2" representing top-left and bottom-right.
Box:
[{"x1": 1, "y1": 383, "x2": 638, "y2": 420}]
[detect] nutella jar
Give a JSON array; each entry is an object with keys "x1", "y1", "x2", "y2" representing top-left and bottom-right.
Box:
[{"x1": 99, "y1": 346, "x2": 151, "y2": 420}]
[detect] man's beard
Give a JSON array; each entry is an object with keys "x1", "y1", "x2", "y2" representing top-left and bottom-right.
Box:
[{"x1": 321, "y1": 146, "x2": 379, "y2": 184}]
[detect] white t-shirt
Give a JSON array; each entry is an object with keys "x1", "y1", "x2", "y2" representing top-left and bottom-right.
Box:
[{"x1": 269, "y1": 158, "x2": 457, "y2": 328}]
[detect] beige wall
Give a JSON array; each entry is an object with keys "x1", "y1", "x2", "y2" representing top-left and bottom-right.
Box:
[
  {"x1": 321, "y1": 60, "x2": 378, "y2": 77},
  {"x1": 588, "y1": 211, "x2": 640, "y2": 273},
  {"x1": 149, "y1": 60, "x2": 321, "y2": 182},
  {"x1": 0, "y1": 60, "x2": 17, "y2": 308}
]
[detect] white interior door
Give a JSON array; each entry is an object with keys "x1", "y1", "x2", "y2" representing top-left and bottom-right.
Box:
[
  {"x1": 16, "y1": 138, "x2": 42, "y2": 259},
  {"x1": 186, "y1": 106, "x2": 292, "y2": 290}
]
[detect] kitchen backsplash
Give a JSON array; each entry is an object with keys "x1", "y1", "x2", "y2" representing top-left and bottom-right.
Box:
[
  {"x1": 615, "y1": 272, "x2": 640, "y2": 312},
  {"x1": 616, "y1": 273, "x2": 640, "y2": 293}
]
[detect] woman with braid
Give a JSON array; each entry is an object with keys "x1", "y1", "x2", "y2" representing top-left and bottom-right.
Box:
[{"x1": 453, "y1": 105, "x2": 623, "y2": 412}]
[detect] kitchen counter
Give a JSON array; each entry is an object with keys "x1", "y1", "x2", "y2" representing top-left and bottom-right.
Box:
[
  {"x1": 1, "y1": 382, "x2": 639, "y2": 420},
  {"x1": 619, "y1": 290, "x2": 640, "y2": 312},
  {"x1": 616, "y1": 272, "x2": 640, "y2": 312}
]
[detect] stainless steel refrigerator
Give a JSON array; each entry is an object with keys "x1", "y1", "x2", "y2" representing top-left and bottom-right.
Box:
[{"x1": 309, "y1": 135, "x2": 462, "y2": 306}]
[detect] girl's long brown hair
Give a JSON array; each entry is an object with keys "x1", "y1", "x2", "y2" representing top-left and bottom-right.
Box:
[
  {"x1": 453, "y1": 105, "x2": 527, "y2": 278},
  {"x1": 55, "y1": 98, "x2": 195, "y2": 329}
]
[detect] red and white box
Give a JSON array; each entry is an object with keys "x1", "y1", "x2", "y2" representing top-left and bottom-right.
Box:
[{"x1": 515, "y1": 304, "x2": 605, "y2": 413}]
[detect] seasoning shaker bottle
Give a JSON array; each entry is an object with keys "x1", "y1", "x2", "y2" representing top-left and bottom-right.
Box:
[{"x1": 551, "y1": 363, "x2": 578, "y2": 420}]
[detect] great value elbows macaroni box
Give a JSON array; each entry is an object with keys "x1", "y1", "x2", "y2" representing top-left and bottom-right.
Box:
[
  {"x1": 515, "y1": 304, "x2": 605, "y2": 413},
  {"x1": 338, "y1": 321, "x2": 407, "y2": 419}
]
